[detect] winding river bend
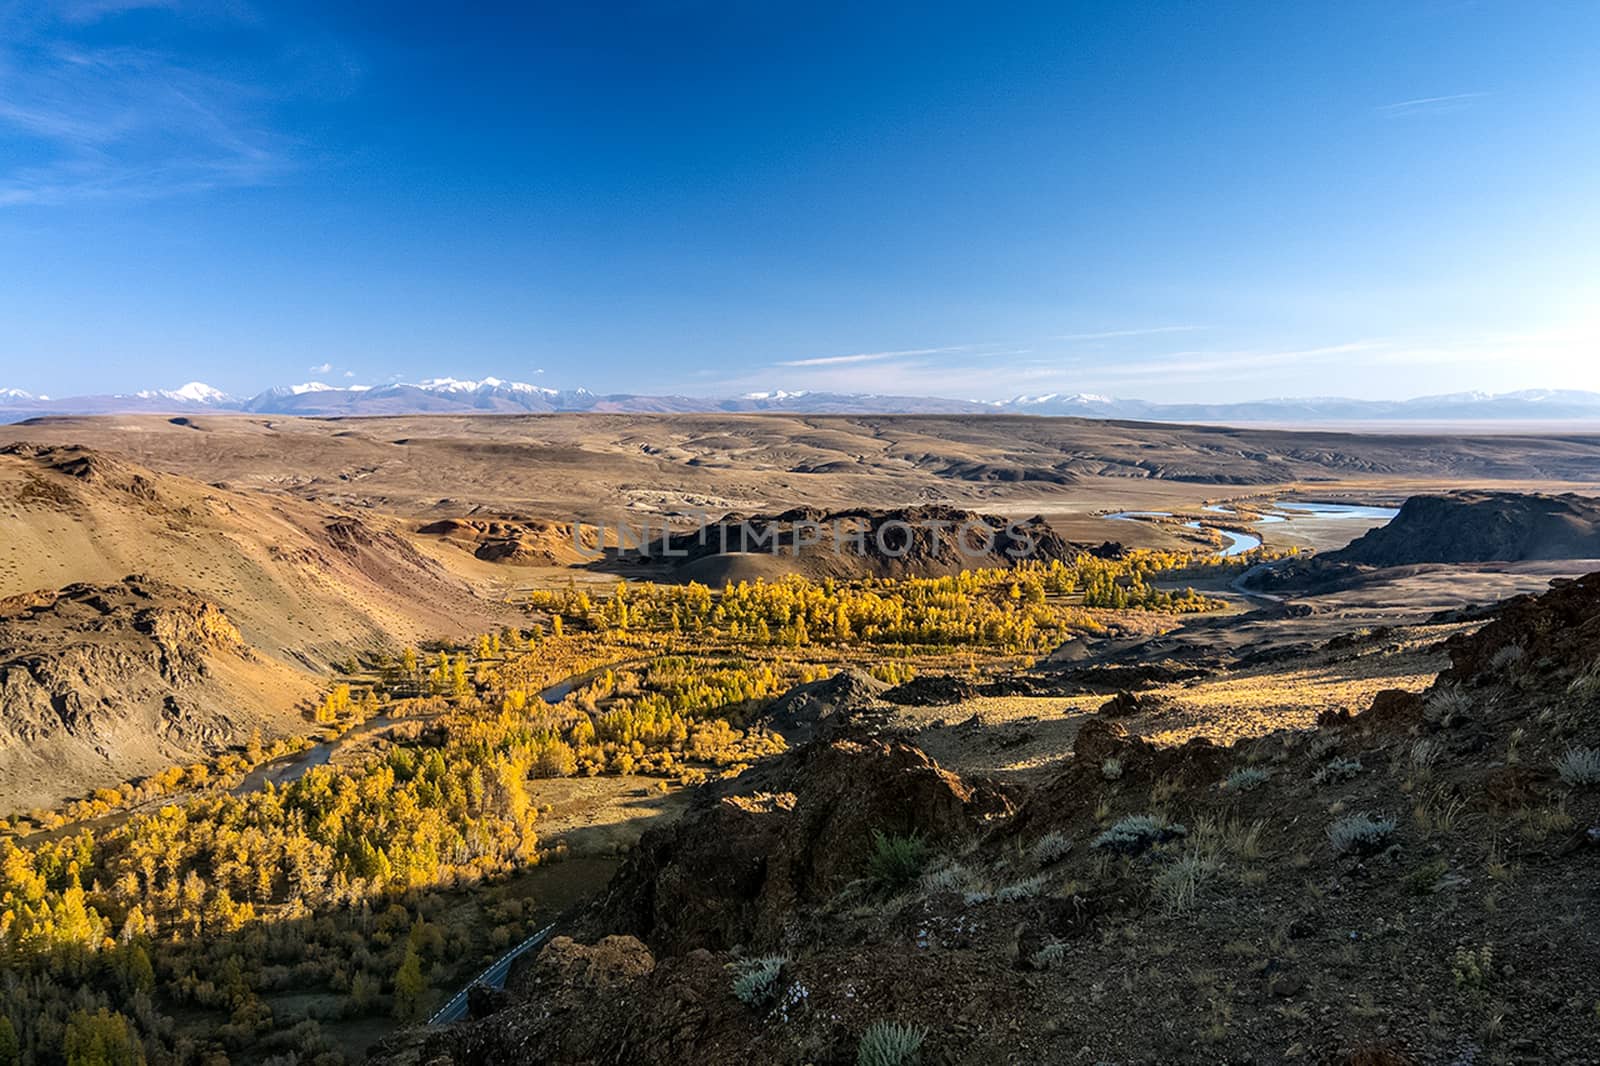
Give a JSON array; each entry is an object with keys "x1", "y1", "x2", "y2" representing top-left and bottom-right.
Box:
[{"x1": 1104, "y1": 499, "x2": 1399, "y2": 559}]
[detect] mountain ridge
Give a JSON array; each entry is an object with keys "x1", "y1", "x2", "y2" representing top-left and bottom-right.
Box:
[{"x1": 6, "y1": 377, "x2": 1600, "y2": 423}]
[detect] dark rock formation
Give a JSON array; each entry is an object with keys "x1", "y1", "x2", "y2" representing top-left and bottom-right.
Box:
[{"x1": 1325, "y1": 491, "x2": 1600, "y2": 566}]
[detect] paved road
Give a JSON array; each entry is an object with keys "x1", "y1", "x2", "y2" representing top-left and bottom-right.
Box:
[{"x1": 428, "y1": 921, "x2": 558, "y2": 1026}]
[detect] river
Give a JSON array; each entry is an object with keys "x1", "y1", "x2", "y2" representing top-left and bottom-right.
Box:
[{"x1": 1104, "y1": 499, "x2": 1399, "y2": 559}]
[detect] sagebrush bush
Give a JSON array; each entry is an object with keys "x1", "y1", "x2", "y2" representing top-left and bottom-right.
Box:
[
  {"x1": 729, "y1": 955, "x2": 786, "y2": 1007},
  {"x1": 1555, "y1": 746, "x2": 1600, "y2": 787},
  {"x1": 1312, "y1": 756, "x2": 1362, "y2": 785},
  {"x1": 866, "y1": 830, "x2": 931, "y2": 894},
  {"x1": 993, "y1": 874, "x2": 1048, "y2": 902},
  {"x1": 919, "y1": 860, "x2": 982, "y2": 896},
  {"x1": 1030, "y1": 939, "x2": 1069, "y2": 970},
  {"x1": 857, "y1": 1020, "x2": 929, "y2": 1066},
  {"x1": 1222, "y1": 767, "x2": 1269, "y2": 792},
  {"x1": 1327, "y1": 812, "x2": 1396, "y2": 855},
  {"x1": 1101, "y1": 757, "x2": 1124, "y2": 781},
  {"x1": 1091, "y1": 814, "x2": 1186, "y2": 854}
]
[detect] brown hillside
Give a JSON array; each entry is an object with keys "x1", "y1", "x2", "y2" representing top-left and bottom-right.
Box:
[
  {"x1": 383, "y1": 572, "x2": 1600, "y2": 1065},
  {"x1": 0, "y1": 443, "x2": 519, "y2": 807},
  {"x1": 0, "y1": 577, "x2": 316, "y2": 811}
]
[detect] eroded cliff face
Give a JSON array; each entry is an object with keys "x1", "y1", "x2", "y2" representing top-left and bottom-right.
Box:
[{"x1": 0, "y1": 577, "x2": 312, "y2": 807}]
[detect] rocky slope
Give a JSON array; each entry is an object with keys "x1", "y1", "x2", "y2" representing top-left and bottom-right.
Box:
[
  {"x1": 0, "y1": 443, "x2": 519, "y2": 807},
  {"x1": 382, "y1": 573, "x2": 1600, "y2": 1065},
  {"x1": 0, "y1": 578, "x2": 316, "y2": 810}
]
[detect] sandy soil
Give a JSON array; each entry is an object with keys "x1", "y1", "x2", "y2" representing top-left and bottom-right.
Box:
[
  {"x1": 6, "y1": 413, "x2": 1597, "y2": 521},
  {"x1": 528, "y1": 775, "x2": 696, "y2": 858},
  {"x1": 894, "y1": 640, "x2": 1446, "y2": 784}
]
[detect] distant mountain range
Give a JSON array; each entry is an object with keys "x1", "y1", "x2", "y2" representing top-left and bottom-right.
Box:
[{"x1": 4, "y1": 377, "x2": 1600, "y2": 424}]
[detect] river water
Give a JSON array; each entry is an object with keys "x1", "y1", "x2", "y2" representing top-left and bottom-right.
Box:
[{"x1": 1104, "y1": 499, "x2": 1400, "y2": 559}]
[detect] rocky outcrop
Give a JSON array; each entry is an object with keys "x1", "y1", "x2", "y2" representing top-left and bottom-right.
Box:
[
  {"x1": 756, "y1": 669, "x2": 887, "y2": 741},
  {"x1": 0, "y1": 443, "x2": 160, "y2": 502},
  {"x1": 1325, "y1": 491, "x2": 1600, "y2": 566},
  {"x1": 1440, "y1": 570, "x2": 1600, "y2": 687},
  {"x1": 505, "y1": 934, "x2": 657, "y2": 1002},
  {"x1": 881, "y1": 674, "x2": 977, "y2": 706},
  {"x1": 0, "y1": 578, "x2": 250, "y2": 744},
  {"x1": 582, "y1": 737, "x2": 1013, "y2": 956},
  {"x1": 623, "y1": 505, "x2": 1078, "y2": 582},
  {"x1": 0, "y1": 577, "x2": 286, "y2": 785},
  {"x1": 416, "y1": 517, "x2": 598, "y2": 565}
]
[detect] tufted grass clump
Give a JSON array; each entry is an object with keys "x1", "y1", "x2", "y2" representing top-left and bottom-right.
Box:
[
  {"x1": 866, "y1": 830, "x2": 931, "y2": 895},
  {"x1": 1091, "y1": 813, "x2": 1186, "y2": 855},
  {"x1": 1555, "y1": 746, "x2": 1600, "y2": 787},
  {"x1": 1327, "y1": 812, "x2": 1396, "y2": 856},
  {"x1": 1567, "y1": 664, "x2": 1600, "y2": 700},
  {"x1": 1031, "y1": 831, "x2": 1073, "y2": 867},
  {"x1": 1101, "y1": 757, "x2": 1124, "y2": 781},
  {"x1": 1152, "y1": 851, "x2": 1216, "y2": 914},
  {"x1": 1425, "y1": 686, "x2": 1474, "y2": 728},
  {"x1": 1452, "y1": 944, "x2": 1494, "y2": 995},
  {"x1": 1222, "y1": 767, "x2": 1269, "y2": 793},
  {"x1": 1408, "y1": 738, "x2": 1442, "y2": 770},
  {"x1": 730, "y1": 955, "x2": 787, "y2": 1008},
  {"x1": 1488, "y1": 644, "x2": 1525, "y2": 673},
  {"x1": 857, "y1": 1020, "x2": 929, "y2": 1066}
]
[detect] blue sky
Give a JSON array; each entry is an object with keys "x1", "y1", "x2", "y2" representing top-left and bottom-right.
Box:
[{"x1": 0, "y1": 1, "x2": 1596, "y2": 402}]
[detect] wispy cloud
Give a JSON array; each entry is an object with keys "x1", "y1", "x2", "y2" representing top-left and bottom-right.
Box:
[
  {"x1": 776, "y1": 345, "x2": 970, "y2": 368},
  {"x1": 717, "y1": 336, "x2": 1472, "y2": 402},
  {"x1": 1077, "y1": 341, "x2": 1392, "y2": 382},
  {"x1": 1377, "y1": 92, "x2": 1488, "y2": 117},
  {"x1": 0, "y1": 3, "x2": 357, "y2": 206},
  {"x1": 1053, "y1": 325, "x2": 1205, "y2": 342},
  {"x1": 309, "y1": 362, "x2": 333, "y2": 374}
]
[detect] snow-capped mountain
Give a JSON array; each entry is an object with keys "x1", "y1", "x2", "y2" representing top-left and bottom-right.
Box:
[
  {"x1": 4, "y1": 377, "x2": 1600, "y2": 423},
  {"x1": 415, "y1": 376, "x2": 558, "y2": 397},
  {"x1": 232, "y1": 377, "x2": 600, "y2": 415},
  {"x1": 1008, "y1": 393, "x2": 1115, "y2": 407},
  {"x1": 133, "y1": 381, "x2": 232, "y2": 404}
]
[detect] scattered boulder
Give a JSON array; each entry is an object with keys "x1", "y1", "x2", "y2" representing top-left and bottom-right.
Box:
[
  {"x1": 1097, "y1": 690, "x2": 1144, "y2": 718},
  {"x1": 757, "y1": 669, "x2": 887, "y2": 742},
  {"x1": 881, "y1": 674, "x2": 976, "y2": 706},
  {"x1": 507, "y1": 935, "x2": 656, "y2": 1002}
]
